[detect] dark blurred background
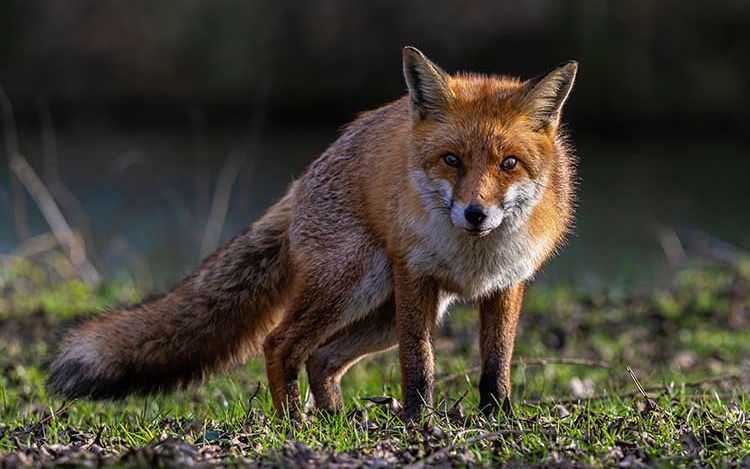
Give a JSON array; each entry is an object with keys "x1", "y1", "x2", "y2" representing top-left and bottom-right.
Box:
[{"x1": 1, "y1": 0, "x2": 748, "y2": 289}]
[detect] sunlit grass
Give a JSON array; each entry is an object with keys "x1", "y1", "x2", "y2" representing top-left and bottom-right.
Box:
[{"x1": 0, "y1": 259, "x2": 749, "y2": 466}]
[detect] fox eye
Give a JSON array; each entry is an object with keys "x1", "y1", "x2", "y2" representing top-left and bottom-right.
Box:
[
  {"x1": 442, "y1": 153, "x2": 461, "y2": 168},
  {"x1": 500, "y1": 156, "x2": 518, "y2": 171}
]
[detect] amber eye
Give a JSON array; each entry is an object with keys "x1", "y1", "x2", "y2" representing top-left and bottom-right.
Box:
[
  {"x1": 500, "y1": 156, "x2": 518, "y2": 171},
  {"x1": 442, "y1": 153, "x2": 461, "y2": 168}
]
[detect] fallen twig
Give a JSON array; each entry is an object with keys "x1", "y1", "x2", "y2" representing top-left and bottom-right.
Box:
[
  {"x1": 11, "y1": 400, "x2": 77, "y2": 438},
  {"x1": 678, "y1": 228, "x2": 750, "y2": 266},
  {"x1": 200, "y1": 150, "x2": 247, "y2": 259},
  {"x1": 436, "y1": 357, "x2": 609, "y2": 386},
  {"x1": 627, "y1": 366, "x2": 659, "y2": 412},
  {"x1": 13, "y1": 232, "x2": 59, "y2": 258},
  {"x1": 199, "y1": 80, "x2": 270, "y2": 259},
  {"x1": 9, "y1": 154, "x2": 100, "y2": 284},
  {"x1": 248, "y1": 382, "x2": 263, "y2": 408},
  {"x1": 657, "y1": 226, "x2": 687, "y2": 267},
  {"x1": 38, "y1": 99, "x2": 97, "y2": 264},
  {"x1": 527, "y1": 371, "x2": 748, "y2": 405},
  {"x1": 448, "y1": 389, "x2": 469, "y2": 414},
  {"x1": 517, "y1": 357, "x2": 609, "y2": 367}
]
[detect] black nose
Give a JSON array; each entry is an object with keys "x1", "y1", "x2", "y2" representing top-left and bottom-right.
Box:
[{"x1": 464, "y1": 205, "x2": 487, "y2": 226}]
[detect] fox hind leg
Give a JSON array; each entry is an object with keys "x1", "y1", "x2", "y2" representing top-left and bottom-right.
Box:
[
  {"x1": 264, "y1": 297, "x2": 340, "y2": 420},
  {"x1": 263, "y1": 240, "x2": 393, "y2": 420},
  {"x1": 306, "y1": 298, "x2": 397, "y2": 412}
]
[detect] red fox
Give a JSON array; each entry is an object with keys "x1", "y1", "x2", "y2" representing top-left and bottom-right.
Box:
[{"x1": 48, "y1": 47, "x2": 577, "y2": 422}]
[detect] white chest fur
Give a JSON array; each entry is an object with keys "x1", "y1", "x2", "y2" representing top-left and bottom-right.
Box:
[{"x1": 407, "y1": 219, "x2": 547, "y2": 299}]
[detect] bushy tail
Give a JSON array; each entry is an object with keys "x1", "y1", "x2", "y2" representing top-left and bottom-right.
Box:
[{"x1": 47, "y1": 194, "x2": 293, "y2": 399}]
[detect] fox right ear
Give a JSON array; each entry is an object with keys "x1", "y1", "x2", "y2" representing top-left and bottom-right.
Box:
[
  {"x1": 403, "y1": 47, "x2": 452, "y2": 121},
  {"x1": 521, "y1": 61, "x2": 578, "y2": 132}
]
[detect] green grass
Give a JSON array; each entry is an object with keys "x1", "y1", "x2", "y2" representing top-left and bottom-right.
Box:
[{"x1": 1, "y1": 256, "x2": 749, "y2": 467}]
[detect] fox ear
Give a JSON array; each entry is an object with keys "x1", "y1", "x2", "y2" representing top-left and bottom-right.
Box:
[
  {"x1": 521, "y1": 61, "x2": 578, "y2": 131},
  {"x1": 403, "y1": 46, "x2": 452, "y2": 121}
]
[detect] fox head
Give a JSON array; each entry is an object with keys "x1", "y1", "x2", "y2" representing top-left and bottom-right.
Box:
[{"x1": 403, "y1": 46, "x2": 577, "y2": 237}]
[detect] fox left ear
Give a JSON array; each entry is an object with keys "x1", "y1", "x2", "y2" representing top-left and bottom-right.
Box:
[
  {"x1": 403, "y1": 46, "x2": 452, "y2": 121},
  {"x1": 521, "y1": 61, "x2": 578, "y2": 132}
]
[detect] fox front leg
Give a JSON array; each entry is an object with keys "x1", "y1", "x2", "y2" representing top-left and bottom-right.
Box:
[
  {"x1": 393, "y1": 264, "x2": 440, "y2": 422},
  {"x1": 478, "y1": 282, "x2": 525, "y2": 416}
]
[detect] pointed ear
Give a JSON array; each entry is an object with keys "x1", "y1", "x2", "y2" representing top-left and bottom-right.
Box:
[
  {"x1": 402, "y1": 46, "x2": 452, "y2": 121},
  {"x1": 521, "y1": 61, "x2": 578, "y2": 131}
]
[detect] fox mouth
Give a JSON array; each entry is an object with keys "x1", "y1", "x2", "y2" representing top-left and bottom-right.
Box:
[{"x1": 464, "y1": 227, "x2": 492, "y2": 238}]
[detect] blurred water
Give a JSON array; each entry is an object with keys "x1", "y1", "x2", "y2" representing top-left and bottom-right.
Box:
[{"x1": 1, "y1": 125, "x2": 748, "y2": 290}]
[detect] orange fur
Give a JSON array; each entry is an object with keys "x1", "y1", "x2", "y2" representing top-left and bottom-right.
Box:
[{"x1": 48, "y1": 47, "x2": 578, "y2": 422}]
